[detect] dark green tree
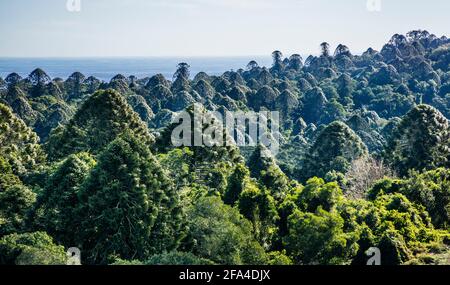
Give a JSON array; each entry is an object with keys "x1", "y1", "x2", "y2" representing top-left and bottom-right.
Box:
[
  {"x1": 46, "y1": 89, "x2": 153, "y2": 160},
  {"x1": 0, "y1": 158, "x2": 36, "y2": 236},
  {"x1": 301, "y1": 121, "x2": 367, "y2": 180},
  {"x1": 384, "y1": 104, "x2": 450, "y2": 176},
  {"x1": 77, "y1": 134, "x2": 183, "y2": 264},
  {"x1": 32, "y1": 152, "x2": 96, "y2": 246},
  {"x1": 28, "y1": 68, "x2": 51, "y2": 97}
]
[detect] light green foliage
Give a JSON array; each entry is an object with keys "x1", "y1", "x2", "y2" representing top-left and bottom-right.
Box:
[
  {"x1": 0, "y1": 103, "x2": 44, "y2": 175},
  {"x1": 341, "y1": 192, "x2": 443, "y2": 265},
  {"x1": 112, "y1": 252, "x2": 215, "y2": 265},
  {"x1": 183, "y1": 196, "x2": 267, "y2": 265},
  {"x1": 266, "y1": 250, "x2": 294, "y2": 265},
  {"x1": 0, "y1": 231, "x2": 66, "y2": 265},
  {"x1": 369, "y1": 168, "x2": 450, "y2": 229},
  {"x1": 285, "y1": 208, "x2": 358, "y2": 265},
  {"x1": 238, "y1": 178, "x2": 279, "y2": 249},
  {"x1": 158, "y1": 147, "x2": 193, "y2": 188}
]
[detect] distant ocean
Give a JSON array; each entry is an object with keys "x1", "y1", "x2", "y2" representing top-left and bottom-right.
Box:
[{"x1": 0, "y1": 57, "x2": 273, "y2": 82}]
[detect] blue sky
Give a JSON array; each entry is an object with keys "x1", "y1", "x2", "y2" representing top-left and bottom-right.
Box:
[{"x1": 0, "y1": 0, "x2": 449, "y2": 57}]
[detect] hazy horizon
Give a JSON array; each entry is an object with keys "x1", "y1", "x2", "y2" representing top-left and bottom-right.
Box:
[{"x1": 1, "y1": 0, "x2": 449, "y2": 58}]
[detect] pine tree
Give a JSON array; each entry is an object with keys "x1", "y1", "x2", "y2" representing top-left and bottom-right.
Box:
[
  {"x1": 0, "y1": 103, "x2": 44, "y2": 176},
  {"x1": 0, "y1": 157, "x2": 36, "y2": 236},
  {"x1": 77, "y1": 134, "x2": 183, "y2": 264},
  {"x1": 384, "y1": 104, "x2": 450, "y2": 176},
  {"x1": 32, "y1": 152, "x2": 96, "y2": 246},
  {"x1": 46, "y1": 89, "x2": 153, "y2": 160},
  {"x1": 301, "y1": 121, "x2": 367, "y2": 181}
]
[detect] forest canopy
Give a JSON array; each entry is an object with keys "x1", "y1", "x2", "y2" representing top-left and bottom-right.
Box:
[{"x1": 1, "y1": 30, "x2": 450, "y2": 265}]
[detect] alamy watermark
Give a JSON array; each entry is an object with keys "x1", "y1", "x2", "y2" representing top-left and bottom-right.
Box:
[
  {"x1": 171, "y1": 105, "x2": 280, "y2": 157},
  {"x1": 66, "y1": 0, "x2": 81, "y2": 12},
  {"x1": 366, "y1": 0, "x2": 382, "y2": 12},
  {"x1": 66, "y1": 247, "x2": 81, "y2": 265},
  {"x1": 366, "y1": 247, "x2": 381, "y2": 265}
]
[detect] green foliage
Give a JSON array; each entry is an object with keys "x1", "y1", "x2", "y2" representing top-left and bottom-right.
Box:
[
  {"x1": 285, "y1": 208, "x2": 358, "y2": 264},
  {"x1": 112, "y1": 251, "x2": 215, "y2": 265},
  {"x1": 1, "y1": 30, "x2": 450, "y2": 265},
  {"x1": 46, "y1": 89, "x2": 153, "y2": 160},
  {"x1": 385, "y1": 104, "x2": 450, "y2": 176},
  {"x1": 301, "y1": 121, "x2": 367, "y2": 181},
  {"x1": 342, "y1": 192, "x2": 442, "y2": 265},
  {"x1": 0, "y1": 170, "x2": 36, "y2": 236},
  {"x1": 369, "y1": 168, "x2": 450, "y2": 229},
  {"x1": 0, "y1": 103, "x2": 44, "y2": 176},
  {"x1": 248, "y1": 146, "x2": 291, "y2": 201},
  {"x1": 297, "y1": 178, "x2": 343, "y2": 212},
  {"x1": 77, "y1": 134, "x2": 182, "y2": 264},
  {"x1": 224, "y1": 163, "x2": 249, "y2": 205},
  {"x1": 266, "y1": 250, "x2": 294, "y2": 265},
  {"x1": 32, "y1": 152, "x2": 96, "y2": 246},
  {"x1": 0, "y1": 231, "x2": 66, "y2": 265},
  {"x1": 238, "y1": 178, "x2": 279, "y2": 249},
  {"x1": 183, "y1": 196, "x2": 267, "y2": 265}
]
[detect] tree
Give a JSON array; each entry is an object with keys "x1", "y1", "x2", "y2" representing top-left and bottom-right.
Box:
[
  {"x1": 65, "y1": 72, "x2": 86, "y2": 100},
  {"x1": 368, "y1": 168, "x2": 450, "y2": 229},
  {"x1": 246, "y1": 60, "x2": 259, "y2": 71},
  {"x1": 77, "y1": 134, "x2": 183, "y2": 264},
  {"x1": 301, "y1": 87, "x2": 328, "y2": 124},
  {"x1": 297, "y1": 177, "x2": 343, "y2": 213},
  {"x1": 5, "y1": 73, "x2": 22, "y2": 87},
  {"x1": 223, "y1": 164, "x2": 249, "y2": 206},
  {"x1": 131, "y1": 252, "x2": 215, "y2": 265},
  {"x1": 238, "y1": 179, "x2": 279, "y2": 249},
  {"x1": 288, "y1": 54, "x2": 303, "y2": 71},
  {"x1": 84, "y1": 76, "x2": 100, "y2": 94},
  {"x1": 270, "y1": 51, "x2": 285, "y2": 73},
  {"x1": 183, "y1": 196, "x2": 267, "y2": 265},
  {"x1": 334, "y1": 44, "x2": 352, "y2": 57},
  {"x1": 320, "y1": 42, "x2": 331, "y2": 57},
  {"x1": 0, "y1": 232, "x2": 66, "y2": 265},
  {"x1": 46, "y1": 89, "x2": 153, "y2": 160},
  {"x1": 173, "y1": 63, "x2": 191, "y2": 81},
  {"x1": 275, "y1": 90, "x2": 299, "y2": 123},
  {"x1": 285, "y1": 208, "x2": 357, "y2": 264},
  {"x1": 249, "y1": 85, "x2": 278, "y2": 111},
  {"x1": 0, "y1": 103, "x2": 44, "y2": 176},
  {"x1": 301, "y1": 121, "x2": 368, "y2": 180},
  {"x1": 384, "y1": 104, "x2": 450, "y2": 176},
  {"x1": 344, "y1": 157, "x2": 395, "y2": 199},
  {"x1": 28, "y1": 68, "x2": 51, "y2": 97},
  {"x1": 248, "y1": 145, "x2": 290, "y2": 198},
  {"x1": 32, "y1": 152, "x2": 96, "y2": 246},
  {"x1": 0, "y1": 159, "x2": 36, "y2": 236}
]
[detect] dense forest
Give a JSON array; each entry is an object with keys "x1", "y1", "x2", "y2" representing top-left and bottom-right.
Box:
[{"x1": 1, "y1": 30, "x2": 450, "y2": 265}]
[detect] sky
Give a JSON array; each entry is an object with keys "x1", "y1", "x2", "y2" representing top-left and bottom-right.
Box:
[{"x1": 0, "y1": 0, "x2": 449, "y2": 57}]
